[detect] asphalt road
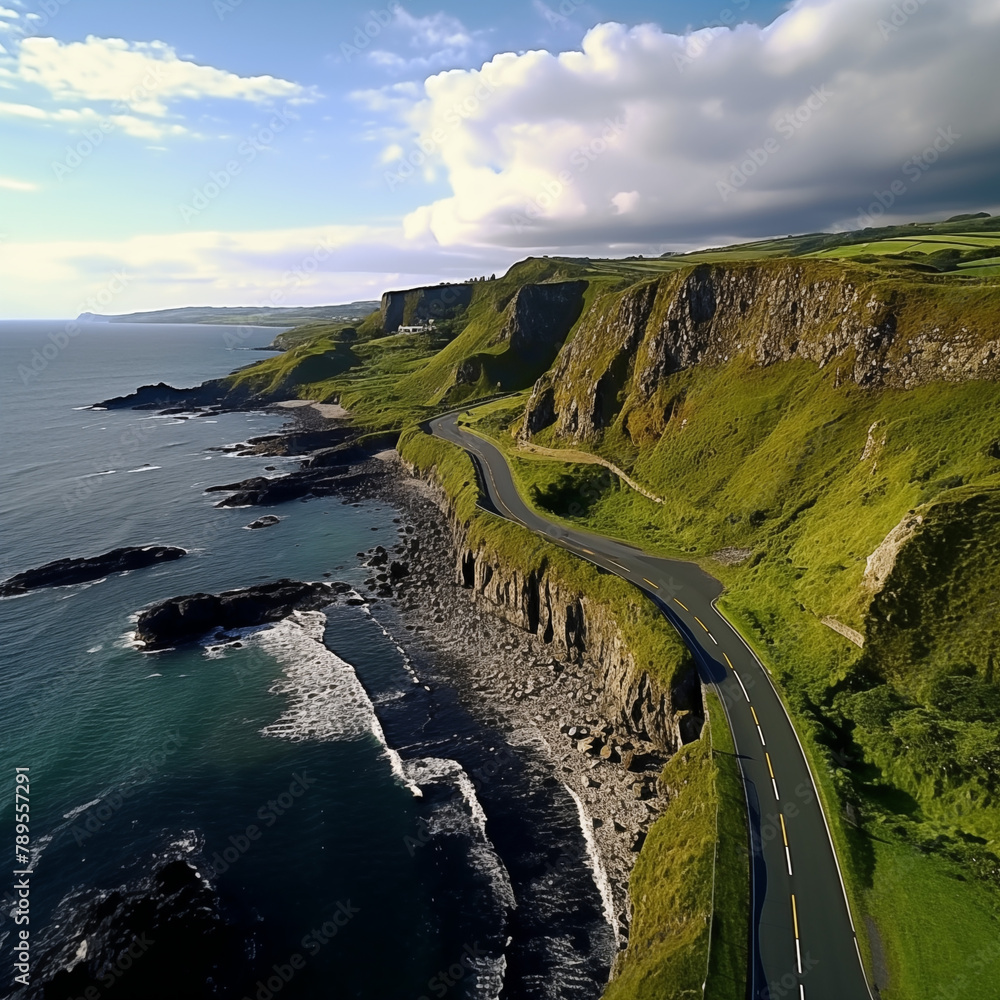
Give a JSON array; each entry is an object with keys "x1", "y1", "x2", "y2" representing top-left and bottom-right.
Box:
[{"x1": 431, "y1": 412, "x2": 873, "y2": 1000}]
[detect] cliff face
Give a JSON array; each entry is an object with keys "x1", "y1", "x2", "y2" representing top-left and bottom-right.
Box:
[
  {"x1": 453, "y1": 279, "x2": 588, "y2": 391},
  {"x1": 522, "y1": 261, "x2": 1000, "y2": 445},
  {"x1": 380, "y1": 282, "x2": 474, "y2": 332},
  {"x1": 409, "y1": 466, "x2": 701, "y2": 751}
]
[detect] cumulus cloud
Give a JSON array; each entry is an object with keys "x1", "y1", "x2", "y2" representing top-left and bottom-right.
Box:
[
  {"x1": 387, "y1": 0, "x2": 1000, "y2": 249},
  {"x1": 16, "y1": 36, "x2": 310, "y2": 116}
]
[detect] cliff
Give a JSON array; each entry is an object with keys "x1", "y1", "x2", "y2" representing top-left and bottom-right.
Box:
[
  {"x1": 401, "y1": 452, "x2": 701, "y2": 753},
  {"x1": 521, "y1": 260, "x2": 1000, "y2": 445},
  {"x1": 379, "y1": 282, "x2": 474, "y2": 333}
]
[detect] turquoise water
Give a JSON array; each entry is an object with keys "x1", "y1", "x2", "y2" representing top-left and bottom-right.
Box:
[{"x1": 0, "y1": 321, "x2": 612, "y2": 1000}]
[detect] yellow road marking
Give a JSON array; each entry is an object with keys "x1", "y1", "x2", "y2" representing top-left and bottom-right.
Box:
[
  {"x1": 723, "y1": 652, "x2": 734, "y2": 670},
  {"x1": 750, "y1": 706, "x2": 760, "y2": 725},
  {"x1": 780, "y1": 813, "x2": 789, "y2": 847},
  {"x1": 674, "y1": 598, "x2": 689, "y2": 611},
  {"x1": 581, "y1": 547, "x2": 594, "y2": 555},
  {"x1": 643, "y1": 578, "x2": 659, "y2": 590},
  {"x1": 694, "y1": 615, "x2": 710, "y2": 633},
  {"x1": 791, "y1": 894, "x2": 799, "y2": 939},
  {"x1": 765, "y1": 752, "x2": 775, "y2": 778}
]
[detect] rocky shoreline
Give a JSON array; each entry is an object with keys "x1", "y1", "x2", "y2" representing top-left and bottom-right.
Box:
[
  {"x1": 126, "y1": 398, "x2": 673, "y2": 948},
  {"x1": 357, "y1": 460, "x2": 670, "y2": 945}
]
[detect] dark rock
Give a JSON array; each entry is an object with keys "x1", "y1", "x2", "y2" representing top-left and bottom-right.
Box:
[
  {"x1": 134, "y1": 579, "x2": 344, "y2": 650},
  {"x1": 94, "y1": 380, "x2": 226, "y2": 410},
  {"x1": 206, "y1": 468, "x2": 361, "y2": 507},
  {"x1": 25, "y1": 848, "x2": 243, "y2": 1000},
  {"x1": 246, "y1": 515, "x2": 281, "y2": 530},
  {"x1": 366, "y1": 546, "x2": 389, "y2": 566},
  {"x1": 0, "y1": 545, "x2": 185, "y2": 597}
]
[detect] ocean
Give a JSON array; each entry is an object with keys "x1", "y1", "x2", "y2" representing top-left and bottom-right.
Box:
[{"x1": 0, "y1": 321, "x2": 614, "y2": 1000}]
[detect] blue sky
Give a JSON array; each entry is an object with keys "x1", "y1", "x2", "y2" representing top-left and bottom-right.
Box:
[{"x1": 1, "y1": 0, "x2": 998, "y2": 317}]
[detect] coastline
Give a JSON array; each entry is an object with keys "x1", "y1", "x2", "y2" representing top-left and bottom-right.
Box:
[
  {"x1": 90, "y1": 385, "x2": 675, "y2": 967},
  {"x1": 339, "y1": 447, "x2": 670, "y2": 949}
]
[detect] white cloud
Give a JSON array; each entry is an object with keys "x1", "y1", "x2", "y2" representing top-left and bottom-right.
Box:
[
  {"x1": 16, "y1": 36, "x2": 311, "y2": 117},
  {"x1": 366, "y1": 9, "x2": 483, "y2": 73},
  {"x1": 0, "y1": 7, "x2": 18, "y2": 19},
  {"x1": 611, "y1": 190, "x2": 639, "y2": 214},
  {"x1": 0, "y1": 174, "x2": 37, "y2": 191},
  {"x1": 0, "y1": 99, "x2": 190, "y2": 139},
  {"x1": 384, "y1": 0, "x2": 1000, "y2": 248},
  {"x1": 0, "y1": 223, "x2": 521, "y2": 318}
]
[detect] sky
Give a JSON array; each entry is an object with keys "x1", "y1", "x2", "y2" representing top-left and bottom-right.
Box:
[{"x1": 1, "y1": 0, "x2": 998, "y2": 317}]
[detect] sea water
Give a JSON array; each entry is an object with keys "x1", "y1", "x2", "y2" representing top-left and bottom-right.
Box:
[{"x1": 0, "y1": 321, "x2": 613, "y2": 999}]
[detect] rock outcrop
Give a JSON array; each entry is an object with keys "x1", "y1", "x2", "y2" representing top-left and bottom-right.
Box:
[
  {"x1": 135, "y1": 579, "x2": 350, "y2": 649},
  {"x1": 522, "y1": 260, "x2": 1000, "y2": 445},
  {"x1": 0, "y1": 545, "x2": 185, "y2": 596}
]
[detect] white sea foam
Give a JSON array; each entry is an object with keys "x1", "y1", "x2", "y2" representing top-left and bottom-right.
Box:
[
  {"x1": 565, "y1": 785, "x2": 619, "y2": 948},
  {"x1": 87, "y1": 645, "x2": 103, "y2": 653},
  {"x1": 126, "y1": 465, "x2": 161, "y2": 473},
  {"x1": 253, "y1": 612, "x2": 421, "y2": 796},
  {"x1": 404, "y1": 757, "x2": 516, "y2": 914},
  {"x1": 62, "y1": 798, "x2": 103, "y2": 822}
]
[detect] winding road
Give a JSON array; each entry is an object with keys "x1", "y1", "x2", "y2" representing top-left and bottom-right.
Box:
[{"x1": 430, "y1": 411, "x2": 873, "y2": 1000}]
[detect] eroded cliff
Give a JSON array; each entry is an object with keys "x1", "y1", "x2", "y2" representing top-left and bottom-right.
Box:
[
  {"x1": 404, "y1": 461, "x2": 701, "y2": 753},
  {"x1": 522, "y1": 260, "x2": 1000, "y2": 445}
]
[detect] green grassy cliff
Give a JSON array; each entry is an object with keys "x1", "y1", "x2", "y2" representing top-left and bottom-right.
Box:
[{"x1": 218, "y1": 216, "x2": 1000, "y2": 999}]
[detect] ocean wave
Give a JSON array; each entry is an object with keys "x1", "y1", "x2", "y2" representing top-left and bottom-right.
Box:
[
  {"x1": 565, "y1": 785, "x2": 619, "y2": 949},
  {"x1": 405, "y1": 757, "x2": 516, "y2": 915},
  {"x1": 126, "y1": 465, "x2": 162, "y2": 473},
  {"x1": 253, "y1": 611, "x2": 422, "y2": 796}
]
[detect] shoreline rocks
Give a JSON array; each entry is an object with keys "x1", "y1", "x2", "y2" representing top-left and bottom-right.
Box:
[
  {"x1": 0, "y1": 545, "x2": 186, "y2": 597},
  {"x1": 135, "y1": 578, "x2": 352, "y2": 649}
]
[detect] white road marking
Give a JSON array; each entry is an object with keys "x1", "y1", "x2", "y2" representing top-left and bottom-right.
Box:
[{"x1": 734, "y1": 672, "x2": 751, "y2": 702}]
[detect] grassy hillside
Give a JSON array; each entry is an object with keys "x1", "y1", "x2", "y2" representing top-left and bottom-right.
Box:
[
  {"x1": 217, "y1": 214, "x2": 1000, "y2": 998},
  {"x1": 466, "y1": 353, "x2": 1000, "y2": 998}
]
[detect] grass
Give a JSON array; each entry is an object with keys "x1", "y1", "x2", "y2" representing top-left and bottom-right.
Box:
[
  {"x1": 219, "y1": 211, "x2": 1000, "y2": 999},
  {"x1": 473, "y1": 356, "x2": 1000, "y2": 998},
  {"x1": 603, "y1": 693, "x2": 749, "y2": 1000},
  {"x1": 602, "y1": 721, "x2": 715, "y2": 1000}
]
